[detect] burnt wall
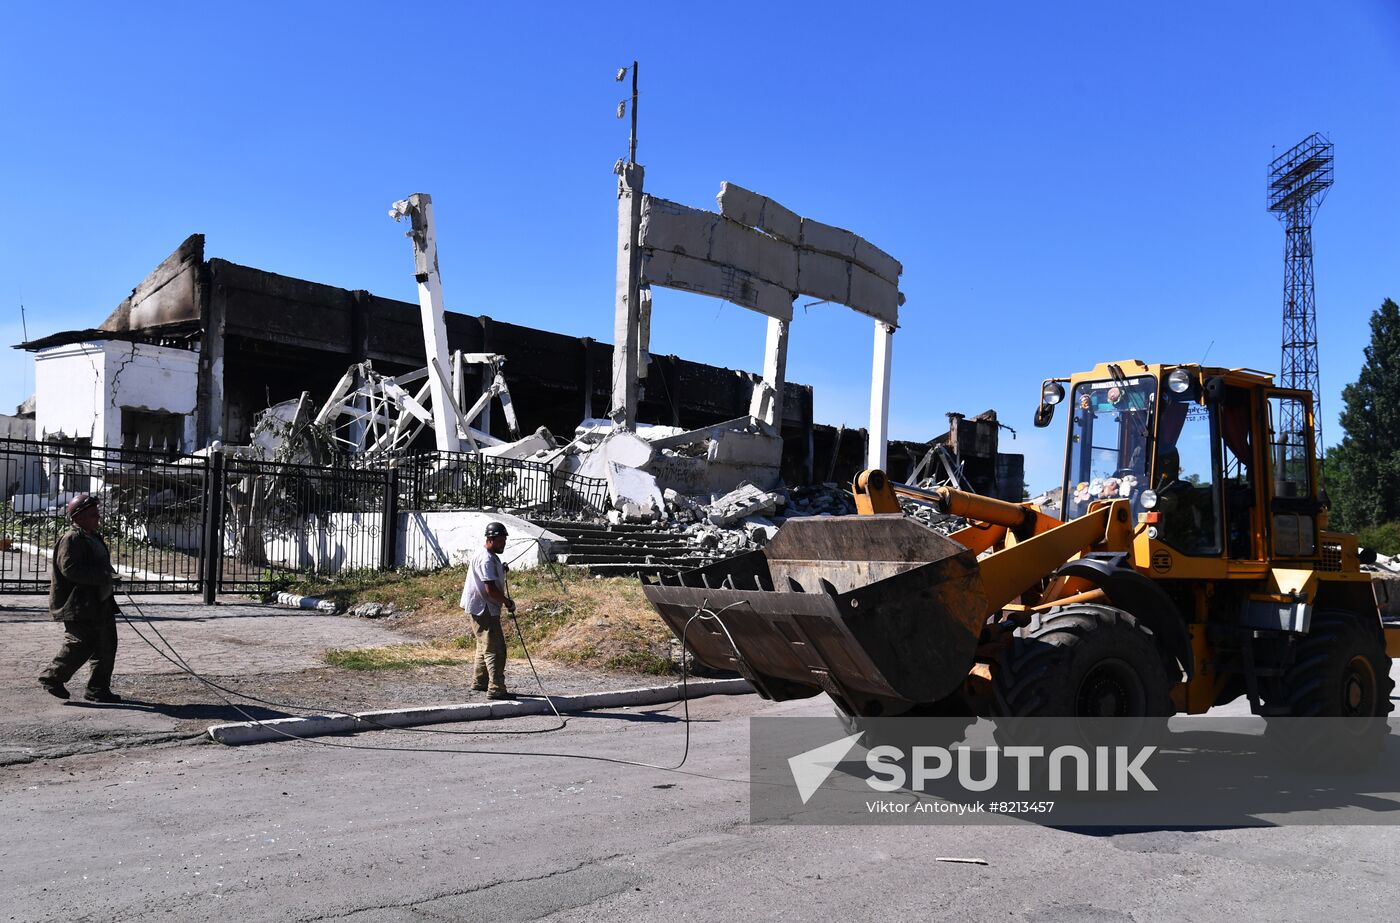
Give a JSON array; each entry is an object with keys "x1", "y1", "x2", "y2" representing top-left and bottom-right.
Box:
[{"x1": 206, "y1": 259, "x2": 814, "y2": 453}]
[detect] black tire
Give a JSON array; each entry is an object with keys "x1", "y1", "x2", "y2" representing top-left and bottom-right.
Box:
[
  {"x1": 1265, "y1": 609, "x2": 1394, "y2": 767},
  {"x1": 992, "y1": 604, "x2": 1176, "y2": 719}
]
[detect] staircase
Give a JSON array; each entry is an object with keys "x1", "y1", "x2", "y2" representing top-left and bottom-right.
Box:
[{"x1": 530, "y1": 519, "x2": 718, "y2": 579}]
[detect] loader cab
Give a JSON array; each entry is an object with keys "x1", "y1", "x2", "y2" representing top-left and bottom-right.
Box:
[
  {"x1": 1049, "y1": 360, "x2": 1322, "y2": 569},
  {"x1": 1059, "y1": 368, "x2": 1156, "y2": 521}
]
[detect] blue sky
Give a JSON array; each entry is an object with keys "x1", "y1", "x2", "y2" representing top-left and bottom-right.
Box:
[{"x1": 1, "y1": 2, "x2": 1396, "y2": 491}]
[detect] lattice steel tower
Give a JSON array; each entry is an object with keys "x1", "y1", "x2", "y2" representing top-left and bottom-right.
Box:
[{"x1": 1267, "y1": 133, "x2": 1333, "y2": 453}]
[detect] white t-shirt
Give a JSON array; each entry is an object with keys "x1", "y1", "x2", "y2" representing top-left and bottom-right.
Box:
[{"x1": 461, "y1": 546, "x2": 504, "y2": 618}]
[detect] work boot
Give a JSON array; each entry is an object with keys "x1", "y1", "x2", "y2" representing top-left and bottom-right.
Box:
[
  {"x1": 39, "y1": 677, "x2": 69, "y2": 700},
  {"x1": 486, "y1": 690, "x2": 513, "y2": 701},
  {"x1": 83, "y1": 689, "x2": 123, "y2": 704},
  {"x1": 472, "y1": 684, "x2": 489, "y2": 693}
]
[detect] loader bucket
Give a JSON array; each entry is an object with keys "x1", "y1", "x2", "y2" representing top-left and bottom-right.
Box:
[{"x1": 642, "y1": 514, "x2": 989, "y2": 717}]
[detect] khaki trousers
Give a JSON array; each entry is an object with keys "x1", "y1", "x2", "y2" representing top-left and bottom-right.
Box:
[{"x1": 472, "y1": 616, "x2": 507, "y2": 693}]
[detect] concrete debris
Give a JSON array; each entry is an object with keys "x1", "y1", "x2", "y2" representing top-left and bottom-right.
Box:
[
  {"x1": 787, "y1": 482, "x2": 855, "y2": 517},
  {"x1": 348, "y1": 601, "x2": 400, "y2": 619},
  {"x1": 481, "y1": 427, "x2": 553, "y2": 461},
  {"x1": 1365, "y1": 553, "x2": 1400, "y2": 574},
  {"x1": 606, "y1": 461, "x2": 667, "y2": 522},
  {"x1": 706, "y1": 482, "x2": 786, "y2": 527},
  {"x1": 900, "y1": 497, "x2": 967, "y2": 536}
]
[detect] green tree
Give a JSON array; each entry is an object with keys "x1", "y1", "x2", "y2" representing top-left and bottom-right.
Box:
[{"x1": 1329, "y1": 297, "x2": 1400, "y2": 532}]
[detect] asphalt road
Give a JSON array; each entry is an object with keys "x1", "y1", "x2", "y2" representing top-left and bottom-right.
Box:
[{"x1": 4, "y1": 690, "x2": 1400, "y2": 923}]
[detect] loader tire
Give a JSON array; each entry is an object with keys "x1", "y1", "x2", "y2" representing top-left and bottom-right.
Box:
[
  {"x1": 992, "y1": 604, "x2": 1175, "y2": 719},
  {"x1": 1264, "y1": 609, "x2": 1394, "y2": 767}
]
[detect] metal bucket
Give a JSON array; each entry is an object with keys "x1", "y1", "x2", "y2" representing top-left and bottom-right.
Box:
[{"x1": 642, "y1": 514, "x2": 989, "y2": 716}]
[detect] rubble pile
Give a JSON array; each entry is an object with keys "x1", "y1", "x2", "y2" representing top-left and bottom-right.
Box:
[
  {"x1": 1364, "y1": 554, "x2": 1400, "y2": 620},
  {"x1": 787, "y1": 482, "x2": 855, "y2": 517},
  {"x1": 899, "y1": 498, "x2": 967, "y2": 536}
]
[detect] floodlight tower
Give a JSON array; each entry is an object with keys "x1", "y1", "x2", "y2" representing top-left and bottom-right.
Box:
[{"x1": 1267, "y1": 133, "x2": 1333, "y2": 453}]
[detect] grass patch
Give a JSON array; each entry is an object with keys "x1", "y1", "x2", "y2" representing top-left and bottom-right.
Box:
[
  {"x1": 303, "y1": 564, "x2": 680, "y2": 677},
  {"x1": 325, "y1": 642, "x2": 476, "y2": 670}
]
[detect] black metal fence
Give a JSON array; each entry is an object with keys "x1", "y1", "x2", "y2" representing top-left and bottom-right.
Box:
[
  {"x1": 215, "y1": 455, "x2": 391, "y2": 595},
  {"x1": 0, "y1": 438, "x2": 206, "y2": 594},
  {"x1": 0, "y1": 438, "x2": 609, "y2": 598},
  {"x1": 397, "y1": 451, "x2": 608, "y2": 519}
]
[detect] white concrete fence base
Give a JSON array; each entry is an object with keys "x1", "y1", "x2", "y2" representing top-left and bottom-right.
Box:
[
  {"x1": 207, "y1": 678, "x2": 754, "y2": 745},
  {"x1": 273, "y1": 592, "x2": 339, "y2": 613}
]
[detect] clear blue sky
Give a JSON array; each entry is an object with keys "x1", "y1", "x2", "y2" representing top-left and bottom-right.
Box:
[{"x1": 2, "y1": 2, "x2": 1396, "y2": 491}]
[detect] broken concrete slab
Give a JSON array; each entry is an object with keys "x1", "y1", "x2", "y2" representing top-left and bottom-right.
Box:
[
  {"x1": 799, "y1": 217, "x2": 859, "y2": 260},
  {"x1": 707, "y1": 428, "x2": 783, "y2": 468},
  {"x1": 854, "y1": 237, "x2": 903, "y2": 285},
  {"x1": 648, "y1": 452, "x2": 782, "y2": 496},
  {"x1": 578, "y1": 429, "x2": 655, "y2": 481},
  {"x1": 640, "y1": 249, "x2": 794, "y2": 321},
  {"x1": 639, "y1": 196, "x2": 717, "y2": 259},
  {"x1": 606, "y1": 461, "x2": 666, "y2": 520},
  {"x1": 716, "y1": 182, "x2": 802, "y2": 245},
  {"x1": 796, "y1": 249, "x2": 851, "y2": 305},
  {"x1": 848, "y1": 263, "x2": 901, "y2": 321},
  {"x1": 706, "y1": 482, "x2": 784, "y2": 526},
  {"x1": 709, "y1": 217, "x2": 799, "y2": 291},
  {"x1": 478, "y1": 427, "x2": 554, "y2": 460}
]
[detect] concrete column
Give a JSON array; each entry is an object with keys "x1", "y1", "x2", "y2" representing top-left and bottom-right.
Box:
[
  {"x1": 867, "y1": 320, "x2": 895, "y2": 470},
  {"x1": 748, "y1": 316, "x2": 789, "y2": 428},
  {"x1": 636, "y1": 285, "x2": 652, "y2": 381},
  {"x1": 391, "y1": 193, "x2": 460, "y2": 453},
  {"x1": 610, "y1": 162, "x2": 645, "y2": 428}
]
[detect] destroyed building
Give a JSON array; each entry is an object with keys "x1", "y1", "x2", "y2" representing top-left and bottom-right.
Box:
[{"x1": 16, "y1": 235, "x2": 1024, "y2": 499}]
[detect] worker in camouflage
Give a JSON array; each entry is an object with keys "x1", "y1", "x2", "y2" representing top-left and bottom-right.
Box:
[{"x1": 39, "y1": 494, "x2": 125, "y2": 703}]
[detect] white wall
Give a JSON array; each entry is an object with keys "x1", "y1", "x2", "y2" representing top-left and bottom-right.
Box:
[
  {"x1": 34, "y1": 341, "x2": 199, "y2": 450},
  {"x1": 244, "y1": 511, "x2": 565, "y2": 573},
  {"x1": 35, "y1": 342, "x2": 106, "y2": 445}
]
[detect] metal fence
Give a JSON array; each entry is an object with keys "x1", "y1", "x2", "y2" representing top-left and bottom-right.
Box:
[
  {"x1": 215, "y1": 455, "x2": 391, "y2": 594},
  {"x1": 396, "y1": 450, "x2": 609, "y2": 519},
  {"x1": 0, "y1": 438, "x2": 206, "y2": 594},
  {"x1": 0, "y1": 438, "x2": 609, "y2": 598}
]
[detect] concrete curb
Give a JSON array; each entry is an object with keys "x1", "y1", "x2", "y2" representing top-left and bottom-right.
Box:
[
  {"x1": 207, "y1": 677, "x2": 754, "y2": 745},
  {"x1": 273, "y1": 592, "x2": 338, "y2": 613}
]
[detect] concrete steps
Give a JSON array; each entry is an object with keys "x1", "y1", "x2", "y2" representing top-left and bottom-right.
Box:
[{"x1": 532, "y1": 518, "x2": 716, "y2": 579}]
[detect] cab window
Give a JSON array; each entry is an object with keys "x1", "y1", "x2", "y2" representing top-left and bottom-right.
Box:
[
  {"x1": 1153, "y1": 391, "x2": 1222, "y2": 556},
  {"x1": 1064, "y1": 377, "x2": 1154, "y2": 519}
]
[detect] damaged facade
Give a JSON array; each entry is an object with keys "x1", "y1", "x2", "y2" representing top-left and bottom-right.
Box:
[{"x1": 19, "y1": 234, "x2": 1024, "y2": 500}]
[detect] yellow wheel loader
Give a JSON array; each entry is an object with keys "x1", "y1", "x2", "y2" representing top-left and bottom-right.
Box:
[{"x1": 643, "y1": 360, "x2": 1395, "y2": 727}]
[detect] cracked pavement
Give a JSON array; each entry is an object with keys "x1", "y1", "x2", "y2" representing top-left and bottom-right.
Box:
[
  {"x1": 6, "y1": 593, "x2": 1400, "y2": 921},
  {"x1": 5, "y1": 690, "x2": 1400, "y2": 921}
]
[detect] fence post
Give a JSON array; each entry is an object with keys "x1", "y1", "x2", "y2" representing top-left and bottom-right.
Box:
[
  {"x1": 380, "y1": 459, "x2": 399, "y2": 571},
  {"x1": 200, "y1": 447, "x2": 226, "y2": 605}
]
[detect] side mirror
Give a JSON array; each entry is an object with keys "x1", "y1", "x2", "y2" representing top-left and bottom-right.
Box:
[{"x1": 1034, "y1": 380, "x2": 1064, "y2": 428}]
